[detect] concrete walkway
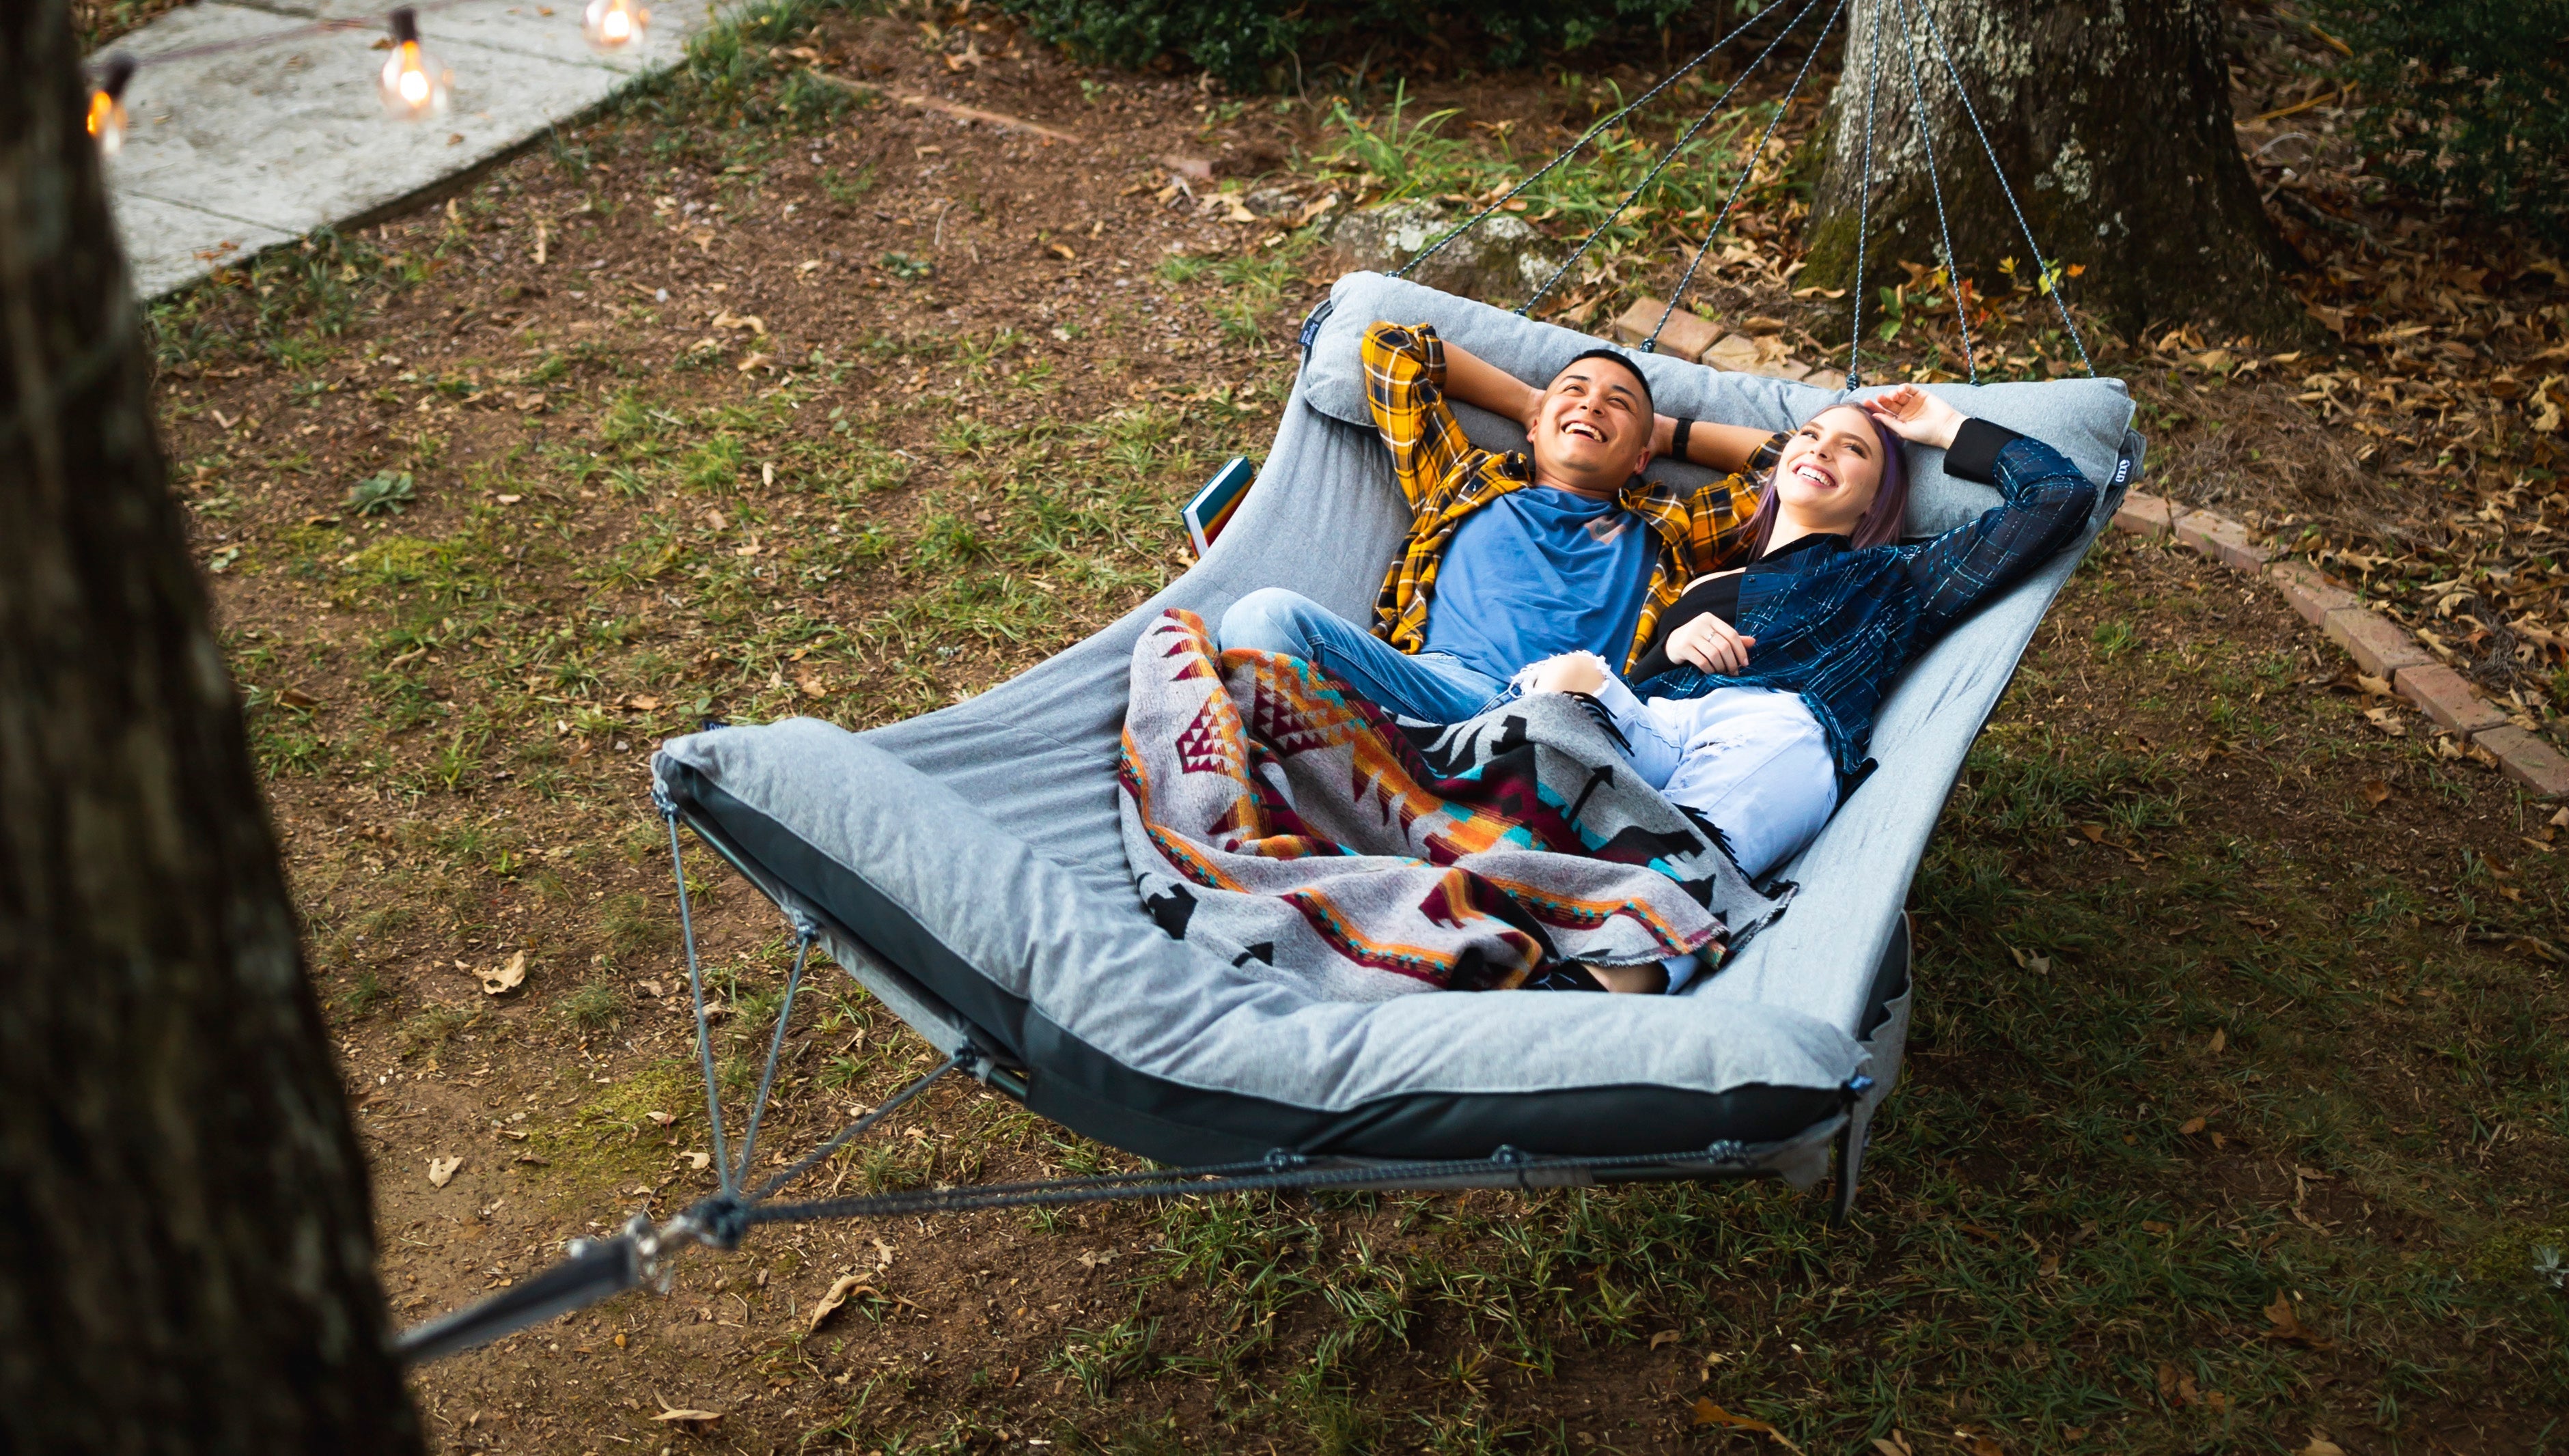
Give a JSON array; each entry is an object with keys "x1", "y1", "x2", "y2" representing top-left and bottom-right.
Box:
[{"x1": 103, "y1": 0, "x2": 723, "y2": 297}]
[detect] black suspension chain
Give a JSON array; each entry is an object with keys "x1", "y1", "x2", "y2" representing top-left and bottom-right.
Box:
[
  {"x1": 1515, "y1": 0, "x2": 1822, "y2": 317},
  {"x1": 1395, "y1": 0, "x2": 1796, "y2": 291},
  {"x1": 1647, "y1": 0, "x2": 1848, "y2": 352},
  {"x1": 1890, "y1": 0, "x2": 1980, "y2": 384},
  {"x1": 1911, "y1": 0, "x2": 2094, "y2": 375},
  {"x1": 1843, "y1": 0, "x2": 1885, "y2": 390}
]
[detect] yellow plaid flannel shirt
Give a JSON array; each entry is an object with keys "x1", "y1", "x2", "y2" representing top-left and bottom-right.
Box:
[{"x1": 1361, "y1": 320, "x2": 1780, "y2": 673}]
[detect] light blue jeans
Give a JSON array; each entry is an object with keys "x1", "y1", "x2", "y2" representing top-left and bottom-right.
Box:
[
  {"x1": 1583, "y1": 671, "x2": 1839, "y2": 880},
  {"x1": 1217, "y1": 587, "x2": 1506, "y2": 723}
]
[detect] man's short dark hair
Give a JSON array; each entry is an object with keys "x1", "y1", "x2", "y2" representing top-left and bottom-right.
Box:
[{"x1": 1553, "y1": 347, "x2": 1655, "y2": 419}]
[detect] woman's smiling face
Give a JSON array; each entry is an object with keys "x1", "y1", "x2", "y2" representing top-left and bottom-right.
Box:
[{"x1": 1772, "y1": 404, "x2": 1886, "y2": 535}]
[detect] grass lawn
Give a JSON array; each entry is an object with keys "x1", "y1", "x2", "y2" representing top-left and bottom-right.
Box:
[{"x1": 145, "y1": 1, "x2": 2569, "y2": 1449}]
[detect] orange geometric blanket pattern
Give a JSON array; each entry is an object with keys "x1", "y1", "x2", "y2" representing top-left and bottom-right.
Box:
[{"x1": 1117, "y1": 610, "x2": 1789, "y2": 998}]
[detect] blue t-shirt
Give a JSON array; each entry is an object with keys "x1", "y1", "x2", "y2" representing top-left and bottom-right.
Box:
[{"x1": 1421, "y1": 486, "x2": 1655, "y2": 681}]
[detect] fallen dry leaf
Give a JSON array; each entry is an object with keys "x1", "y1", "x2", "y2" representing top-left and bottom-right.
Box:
[
  {"x1": 1649, "y1": 1329, "x2": 1682, "y2": 1349},
  {"x1": 2299, "y1": 1434, "x2": 2347, "y2": 1456},
  {"x1": 2361, "y1": 778, "x2": 2392, "y2": 807},
  {"x1": 2208, "y1": 1027, "x2": 2227, "y2": 1053},
  {"x1": 2178, "y1": 1117, "x2": 2208, "y2": 1136},
  {"x1": 1690, "y1": 1401, "x2": 1803, "y2": 1455},
  {"x1": 734, "y1": 352, "x2": 774, "y2": 373},
  {"x1": 807, "y1": 1273, "x2": 876, "y2": 1332},
  {"x1": 652, "y1": 1407, "x2": 721, "y2": 1425},
  {"x1": 477, "y1": 950, "x2": 527, "y2": 996},
  {"x1": 428, "y1": 1156, "x2": 462, "y2": 1188},
  {"x1": 2264, "y1": 1293, "x2": 2335, "y2": 1349},
  {"x1": 683, "y1": 1151, "x2": 710, "y2": 1171},
  {"x1": 1872, "y1": 1433, "x2": 1915, "y2": 1456},
  {"x1": 2363, "y1": 705, "x2": 2410, "y2": 736}
]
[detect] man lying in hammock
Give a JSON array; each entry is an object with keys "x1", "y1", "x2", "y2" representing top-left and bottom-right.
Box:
[{"x1": 1219, "y1": 320, "x2": 1784, "y2": 729}]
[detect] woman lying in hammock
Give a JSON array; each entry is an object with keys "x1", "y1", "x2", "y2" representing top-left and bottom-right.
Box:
[{"x1": 1518, "y1": 384, "x2": 2098, "y2": 991}]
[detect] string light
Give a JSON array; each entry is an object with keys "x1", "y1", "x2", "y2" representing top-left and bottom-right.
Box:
[
  {"x1": 583, "y1": 0, "x2": 649, "y2": 51},
  {"x1": 87, "y1": 53, "x2": 135, "y2": 158},
  {"x1": 376, "y1": 6, "x2": 450, "y2": 122}
]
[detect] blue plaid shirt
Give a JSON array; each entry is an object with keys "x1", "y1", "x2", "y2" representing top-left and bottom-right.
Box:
[{"x1": 1635, "y1": 434, "x2": 2099, "y2": 779}]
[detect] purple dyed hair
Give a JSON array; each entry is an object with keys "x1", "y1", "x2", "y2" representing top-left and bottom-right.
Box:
[{"x1": 1744, "y1": 403, "x2": 1912, "y2": 556}]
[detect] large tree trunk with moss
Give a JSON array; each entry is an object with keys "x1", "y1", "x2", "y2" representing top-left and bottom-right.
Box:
[
  {"x1": 1801, "y1": 0, "x2": 2300, "y2": 341},
  {"x1": 0, "y1": 3, "x2": 423, "y2": 1450}
]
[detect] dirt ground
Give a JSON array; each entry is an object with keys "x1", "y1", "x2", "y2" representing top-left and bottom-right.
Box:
[{"x1": 139, "y1": 0, "x2": 2569, "y2": 1450}]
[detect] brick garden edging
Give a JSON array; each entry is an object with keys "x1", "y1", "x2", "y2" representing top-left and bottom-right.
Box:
[{"x1": 2109, "y1": 492, "x2": 2569, "y2": 798}]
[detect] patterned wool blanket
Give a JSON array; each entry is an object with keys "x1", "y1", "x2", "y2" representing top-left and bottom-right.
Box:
[{"x1": 1117, "y1": 609, "x2": 1789, "y2": 1000}]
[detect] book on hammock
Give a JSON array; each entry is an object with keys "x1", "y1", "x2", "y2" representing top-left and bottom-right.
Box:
[{"x1": 1182, "y1": 456, "x2": 1256, "y2": 558}]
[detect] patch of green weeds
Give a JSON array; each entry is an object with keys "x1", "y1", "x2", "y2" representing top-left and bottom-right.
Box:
[
  {"x1": 398, "y1": 1003, "x2": 479, "y2": 1060},
  {"x1": 348, "y1": 470, "x2": 417, "y2": 516},
  {"x1": 599, "y1": 891, "x2": 672, "y2": 963},
  {"x1": 336, "y1": 968, "x2": 392, "y2": 1018},
  {"x1": 561, "y1": 979, "x2": 625, "y2": 1032},
  {"x1": 524, "y1": 1061, "x2": 700, "y2": 1209},
  {"x1": 820, "y1": 163, "x2": 876, "y2": 206}
]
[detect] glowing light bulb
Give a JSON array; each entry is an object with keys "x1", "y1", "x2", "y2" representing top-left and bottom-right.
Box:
[
  {"x1": 583, "y1": 0, "x2": 649, "y2": 50},
  {"x1": 87, "y1": 54, "x2": 135, "y2": 160},
  {"x1": 377, "y1": 8, "x2": 449, "y2": 122}
]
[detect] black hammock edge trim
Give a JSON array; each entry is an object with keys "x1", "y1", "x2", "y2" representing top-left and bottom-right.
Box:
[{"x1": 653, "y1": 760, "x2": 1864, "y2": 1165}]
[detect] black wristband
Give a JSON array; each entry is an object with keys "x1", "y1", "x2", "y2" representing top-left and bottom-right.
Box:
[
  {"x1": 1671, "y1": 418, "x2": 1695, "y2": 462},
  {"x1": 1943, "y1": 417, "x2": 2024, "y2": 484}
]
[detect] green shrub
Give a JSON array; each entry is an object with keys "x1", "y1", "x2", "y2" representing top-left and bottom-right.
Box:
[
  {"x1": 2315, "y1": 0, "x2": 2569, "y2": 239},
  {"x1": 997, "y1": 0, "x2": 1698, "y2": 93}
]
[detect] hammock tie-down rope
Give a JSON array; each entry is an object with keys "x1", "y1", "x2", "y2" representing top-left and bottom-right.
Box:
[{"x1": 395, "y1": 0, "x2": 2099, "y2": 1364}]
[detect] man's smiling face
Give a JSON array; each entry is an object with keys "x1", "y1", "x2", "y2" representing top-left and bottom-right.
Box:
[{"x1": 1529, "y1": 356, "x2": 1652, "y2": 496}]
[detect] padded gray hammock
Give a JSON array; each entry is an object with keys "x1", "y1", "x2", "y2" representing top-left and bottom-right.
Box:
[
  {"x1": 395, "y1": 0, "x2": 2143, "y2": 1362},
  {"x1": 647, "y1": 269, "x2": 2139, "y2": 1204}
]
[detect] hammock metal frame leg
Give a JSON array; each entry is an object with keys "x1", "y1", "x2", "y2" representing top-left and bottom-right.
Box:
[{"x1": 389, "y1": 803, "x2": 1896, "y2": 1365}]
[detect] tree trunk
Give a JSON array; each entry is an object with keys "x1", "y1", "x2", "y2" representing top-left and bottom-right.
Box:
[
  {"x1": 1799, "y1": 0, "x2": 2301, "y2": 344},
  {"x1": 0, "y1": 4, "x2": 423, "y2": 1451}
]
